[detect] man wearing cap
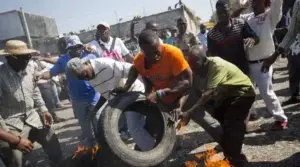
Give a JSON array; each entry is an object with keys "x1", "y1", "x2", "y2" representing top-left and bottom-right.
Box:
[
  {"x1": 0, "y1": 40, "x2": 62, "y2": 167},
  {"x1": 38, "y1": 35, "x2": 100, "y2": 147},
  {"x1": 176, "y1": 17, "x2": 201, "y2": 58},
  {"x1": 89, "y1": 22, "x2": 134, "y2": 62}
]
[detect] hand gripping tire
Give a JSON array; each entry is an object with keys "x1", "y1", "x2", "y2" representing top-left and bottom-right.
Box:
[{"x1": 96, "y1": 92, "x2": 176, "y2": 167}]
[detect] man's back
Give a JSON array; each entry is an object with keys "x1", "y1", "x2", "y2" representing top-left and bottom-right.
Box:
[
  {"x1": 88, "y1": 58, "x2": 144, "y2": 99},
  {"x1": 206, "y1": 57, "x2": 254, "y2": 97}
]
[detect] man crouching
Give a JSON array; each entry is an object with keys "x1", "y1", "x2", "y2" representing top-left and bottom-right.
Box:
[
  {"x1": 174, "y1": 45, "x2": 255, "y2": 167},
  {"x1": 66, "y1": 57, "x2": 156, "y2": 151}
]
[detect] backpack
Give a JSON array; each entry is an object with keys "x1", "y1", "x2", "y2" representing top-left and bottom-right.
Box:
[{"x1": 98, "y1": 38, "x2": 125, "y2": 62}]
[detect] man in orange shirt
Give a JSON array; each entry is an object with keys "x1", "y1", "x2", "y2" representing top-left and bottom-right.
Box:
[{"x1": 114, "y1": 29, "x2": 192, "y2": 109}]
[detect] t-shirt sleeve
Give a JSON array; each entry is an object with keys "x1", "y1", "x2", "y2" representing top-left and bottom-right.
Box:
[
  {"x1": 206, "y1": 63, "x2": 227, "y2": 89},
  {"x1": 133, "y1": 53, "x2": 144, "y2": 76},
  {"x1": 118, "y1": 38, "x2": 130, "y2": 56},
  {"x1": 170, "y1": 47, "x2": 189, "y2": 76},
  {"x1": 50, "y1": 57, "x2": 65, "y2": 76}
]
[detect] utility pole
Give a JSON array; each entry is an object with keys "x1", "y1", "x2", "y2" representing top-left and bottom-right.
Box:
[{"x1": 20, "y1": 7, "x2": 33, "y2": 48}]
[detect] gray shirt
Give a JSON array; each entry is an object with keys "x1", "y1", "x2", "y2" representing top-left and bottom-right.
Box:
[{"x1": 0, "y1": 61, "x2": 47, "y2": 131}]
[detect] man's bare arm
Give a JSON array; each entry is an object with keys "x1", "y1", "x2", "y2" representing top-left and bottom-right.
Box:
[
  {"x1": 123, "y1": 66, "x2": 139, "y2": 91},
  {"x1": 0, "y1": 128, "x2": 21, "y2": 145},
  {"x1": 142, "y1": 77, "x2": 153, "y2": 94},
  {"x1": 161, "y1": 67, "x2": 193, "y2": 96}
]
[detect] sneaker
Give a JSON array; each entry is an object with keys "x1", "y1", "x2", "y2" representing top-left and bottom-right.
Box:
[
  {"x1": 282, "y1": 97, "x2": 300, "y2": 106},
  {"x1": 270, "y1": 121, "x2": 288, "y2": 131}
]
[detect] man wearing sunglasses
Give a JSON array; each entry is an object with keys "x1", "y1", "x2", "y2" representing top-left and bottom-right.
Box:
[
  {"x1": 0, "y1": 40, "x2": 62, "y2": 167},
  {"x1": 37, "y1": 35, "x2": 100, "y2": 147}
]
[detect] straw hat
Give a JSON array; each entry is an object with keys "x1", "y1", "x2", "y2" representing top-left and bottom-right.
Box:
[{"x1": 0, "y1": 40, "x2": 38, "y2": 56}]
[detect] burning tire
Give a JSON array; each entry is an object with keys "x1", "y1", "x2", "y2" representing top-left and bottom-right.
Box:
[{"x1": 96, "y1": 92, "x2": 176, "y2": 167}]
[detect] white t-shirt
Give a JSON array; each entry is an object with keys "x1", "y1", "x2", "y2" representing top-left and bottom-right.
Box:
[
  {"x1": 240, "y1": 0, "x2": 283, "y2": 61},
  {"x1": 87, "y1": 58, "x2": 144, "y2": 100},
  {"x1": 89, "y1": 37, "x2": 130, "y2": 58}
]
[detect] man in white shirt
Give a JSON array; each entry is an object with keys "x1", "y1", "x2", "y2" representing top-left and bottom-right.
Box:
[
  {"x1": 89, "y1": 22, "x2": 134, "y2": 62},
  {"x1": 66, "y1": 57, "x2": 155, "y2": 151},
  {"x1": 235, "y1": 0, "x2": 288, "y2": 130},
  {"x1": 197, "y1": 24, "x2": 208, "y2": 48}
]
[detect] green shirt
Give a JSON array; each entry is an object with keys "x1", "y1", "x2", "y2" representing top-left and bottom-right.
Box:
[{"x1": 204, "y1": 57, "x2": 255, "y2": 106}]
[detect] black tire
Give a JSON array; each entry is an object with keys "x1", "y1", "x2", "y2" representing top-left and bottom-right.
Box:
[{"x1": 96, "y1": 92, "x2": 176, "y2": 167}]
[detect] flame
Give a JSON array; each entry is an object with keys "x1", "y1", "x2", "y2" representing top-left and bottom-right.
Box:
[
  {"x1": 176, "y1": 121, "x2": 186, "y2": 132},
  {"x1": 92, "y1": 145, "x2": 100, "y2": 160},
  {"x1": 185, "y1": 147, "x2": 231, "y2": 167},
  {"x1": 72, "y1": 145, "x2": 88, "y2": 159},
  {"x1": 184, "y1": 161, "x2": 198, "y2": 167},
  {"x1": 72, "y1": 145, "x2": 100, "y2": 160}
]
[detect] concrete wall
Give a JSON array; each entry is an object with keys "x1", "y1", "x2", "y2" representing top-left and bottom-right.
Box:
[
  {"x1": 24, "y1": 12, "x2": 59, "y2": 38},
  {"x1": 0, "y1": 11, "x2": 24, "y2": 40},
  {"x1": 0, "y1": 10, "x2": 59, "y2": 41},
  {"x1": 79, "y1": 7, "x2": 199, "y2": 44}
]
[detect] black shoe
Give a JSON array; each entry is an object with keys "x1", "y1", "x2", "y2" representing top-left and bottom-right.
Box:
[{"x1": 282, "y1": 97, "x2": 300, "y2": 106}]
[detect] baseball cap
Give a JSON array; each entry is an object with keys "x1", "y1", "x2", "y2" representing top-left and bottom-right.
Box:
[
  {"x1": 97, "y1": 21, "x2": 110, "y2": 29},
  {"x1": 65, "y1": 35, "x2": 83, "y2": 49}
]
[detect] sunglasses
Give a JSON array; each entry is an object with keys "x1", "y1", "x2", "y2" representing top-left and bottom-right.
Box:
[{"x1": 8, "y1": 54, "x2": 32, "y2": 60}]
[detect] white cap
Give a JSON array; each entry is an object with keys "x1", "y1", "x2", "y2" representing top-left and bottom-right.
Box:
[
  {"x1": 97, "y1": 21, "x2": 110, "y2": 29},
  {"x1": 65, "y1": 35, "x2": 83, "y2": 49}
]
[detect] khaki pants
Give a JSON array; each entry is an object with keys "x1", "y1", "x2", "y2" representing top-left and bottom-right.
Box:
[{"x1": 0, "y1": 124, "x2": 62, "y2": 167}]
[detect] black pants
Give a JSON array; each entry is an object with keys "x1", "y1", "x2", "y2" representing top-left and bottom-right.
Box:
[
  {"x1": 287, "y1": 54, "x2": 300, "y2": 98},
  {"x1": 213, "y1": 96, "x2": 255, "y2": 166}
]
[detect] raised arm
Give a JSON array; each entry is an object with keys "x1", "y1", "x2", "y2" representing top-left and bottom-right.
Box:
[
  {"x1": 269, "y1": 0, "x2": 284, "y2": 28},
  {"x1": 279, "y1": 0, "x2": 300, "y2": 52}
]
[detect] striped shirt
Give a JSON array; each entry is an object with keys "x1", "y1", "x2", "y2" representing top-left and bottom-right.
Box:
[
  {"x1": 279, "y1": 0, "x2": 300, "y2": 52},
  {"x1": 207, "y1": 18, "x2": 258, "y2": 74},
  {"x1": 0, "y1": 61, "x2": 46, "y2": 131}
]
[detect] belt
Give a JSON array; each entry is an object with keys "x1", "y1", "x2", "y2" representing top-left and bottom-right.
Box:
[{"x1": 248, "y1": 58, "x2": 267, "y2": 64}]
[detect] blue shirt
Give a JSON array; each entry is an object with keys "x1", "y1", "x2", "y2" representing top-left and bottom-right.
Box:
[
  {"x1": 165, "y1": 37, "x2": 176, "y2": 45},
  {"x1": 197, "y1": 32, "x2": 208, "y2": 47},
  {"x1": 50, "y1": 52, "x2": 100, "y2": 102}
]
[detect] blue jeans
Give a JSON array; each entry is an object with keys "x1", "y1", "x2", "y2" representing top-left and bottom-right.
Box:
[
  {"x1": 72, "y1": 100, "x2": 97, "y2": 147},
  {"x1": 38, "y1": 82, "x2": 56, "y2": 116},
  {"x1": 52, "y1": 83, "x2": 61, "y2": 106}
]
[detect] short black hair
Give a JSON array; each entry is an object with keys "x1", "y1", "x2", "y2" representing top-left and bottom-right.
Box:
[
  {"x1": 145, "y1": 21, "x2": 158, "y2": 29},
  {"x1": 200, "y1": 24, "x2": 206, "y2": 28},
  {"x1": 216, "y1": 0, "x2": 230, "y2": 8},
  {"x1": 138, "y1": 29, "x2": 159, "y2": 45}
]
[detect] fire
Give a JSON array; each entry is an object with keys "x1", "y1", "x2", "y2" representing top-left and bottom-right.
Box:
[
  {"x1": 185, "y1": 147, "x2": 231, "y2": 167},
  {"x1": 72, "y1": 145, "x2": 100, "y2": 160},
  {"x1": 92, "y1": 145, "x2": 100, "y2": 160},
  {"x1": 72, "y1": 145, "x2": 88, "y2": 159}
]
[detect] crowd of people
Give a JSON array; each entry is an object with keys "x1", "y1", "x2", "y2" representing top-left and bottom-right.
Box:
[{"x1": 0, "y1": 0, "x2": 299, "y2": 166}]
